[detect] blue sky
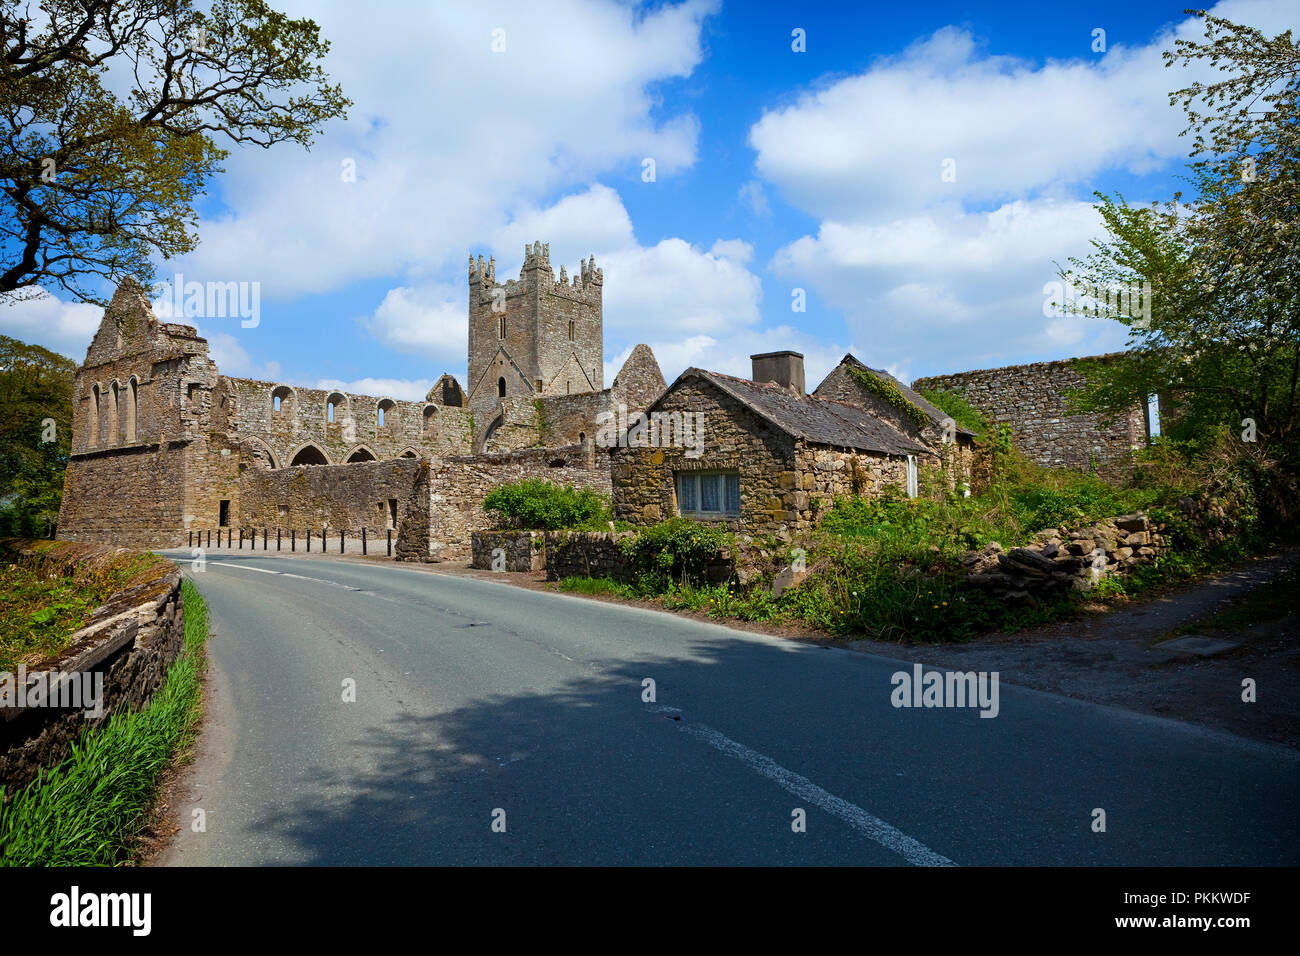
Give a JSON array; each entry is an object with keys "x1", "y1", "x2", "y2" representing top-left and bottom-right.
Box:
[{"x1": 6, "y1": 0, "x2": 1297, "y2": 399}]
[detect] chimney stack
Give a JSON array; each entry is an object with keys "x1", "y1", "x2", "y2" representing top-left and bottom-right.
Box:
[{"x1": 751, "y1": 351, "x2": 805, "y2": 395}]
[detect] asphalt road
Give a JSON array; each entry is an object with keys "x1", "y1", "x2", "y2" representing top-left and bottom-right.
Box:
[{"x1": 160, "y1": 551, "x2": 1299, "y2": 866}]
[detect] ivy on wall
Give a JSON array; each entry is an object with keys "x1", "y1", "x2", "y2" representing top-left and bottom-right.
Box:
[{"x1": 847, "y1": 366, "x2": 930, "y2": 432}]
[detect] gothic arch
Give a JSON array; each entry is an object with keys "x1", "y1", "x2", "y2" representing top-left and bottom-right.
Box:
[
  {"x1": 325, "y1": 391, "x2": 348, "y2": 424},
  {"x1": 482, "y1": 412, "x2": 505, "y2": 452},
  {"x1": 288, "y1": 442, "x2": 330, "y2": 466},
  {"x1": 125, "y1": 376, "x2": 139, "y2": 443},
  {"x1": 397, "y1": 448, "x2": 419, "y2": 459},
  {"x1": 345, "y1": 444, "x2": 378, "y2": 463},
  {"x1": 241, "y1": 437, "x2": 279, "y2": 470},
  {"x1": 88, "y1": 383, "x2": 101, "y2": 449}
]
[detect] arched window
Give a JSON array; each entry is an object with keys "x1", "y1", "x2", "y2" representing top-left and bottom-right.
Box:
[
  {"x1": 326, "y1": 392, "x2": 346, "y2": 425},
  {"x1": 272, "y1": 385, "x2": 293, "y2": 415},
  {"x1": 497, "y1": 377, "x2": 506, "y2": 398},
  {"x1": 125, "y1": 378, "x2": 138, "y2": 443},
  {"x1": 423, "y1": 405, "x2": 436, "y2": 431},
  {"x1": 108, "y1": 382, "x2": 119, "y2": 444},
  {"x1": 377, "y1": 399, "x2": 396, "y2": 429},
  {"x1": 88, "y1": 385, "x2": 100, "y2": 449}
]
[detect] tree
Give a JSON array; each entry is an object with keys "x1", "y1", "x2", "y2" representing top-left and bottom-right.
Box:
[
  {"x1": 1, "y1": 0, "x2": 350, "y2": 304},
  {"x1": 0, "y1": 333, "x2": 74, "y2": 536},
  {"x1": 1061, "y1": 11, "x2": 1298, "y2": 459}
]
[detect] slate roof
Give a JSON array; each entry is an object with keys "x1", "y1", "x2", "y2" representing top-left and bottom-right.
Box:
[
  {"x1": 655, "y1": 368, "x2": 933, "y2": 457},
  {"x1": 822, "y1": 354, "x2": 978, "y2": 439}
]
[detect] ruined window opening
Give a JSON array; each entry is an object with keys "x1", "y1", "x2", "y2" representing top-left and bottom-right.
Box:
[
  {"x1": 906, "y1": 455, "x2": 918, "y2": 498},
  {"x1": 278, "y1": 504, "x2": 288, "y2": 518},
  {"x1": 273, "y1": 395, "x2": 281, "y2": 411},
  {"x1": 676, "y1": 470, "x2": 740, "y2": 518},
  {"x1": 219, "y1": 500, "x2": 230, "y2": 527},
  {"x1": 125, "y1": 378, "x2": 137, "y2": 443},
  {"x1": 423, "y1": 405, "x2": 436, "y2": 431},
  {"x1": 327, "y1": 401, "x2": 336, "y2": 423},
  {"x1": 578, "y1": 432, "x2": 585, "y2": 444},
  {"x1": 499, "y1": 315, "x2": 506, "y2": 339},
  {"x1": 378, "y1": 406, "x2": 385, "y2": 427},
  {"x1": 377, "y1": 399, "x2": 395, "y2": 430},
  {"x1": 88, "y1": 385, "x2": 100, "y2": 449},
  {"x1": 498, "y1": 377, "x2": 506, "y2": 398},
  {"x1": 388, "y1": 499, "x2": 398, "y2": 529},
  {"x1": 187, "y1": 383, "x2": 201, "y2": 408},
  {"x1": 568, "y1": 320, "x2": 575, "y2": 341},
  {"x1": 108, "y1": 383, "x2": 119, "y2": 445}
]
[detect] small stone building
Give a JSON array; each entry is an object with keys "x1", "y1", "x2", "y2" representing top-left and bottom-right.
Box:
[
  {"x1": 815, "y1": 353, "x2": 979, "y2": 490},
  {"x1": 611, "y1": 352, "x2": 940, "y2": 534}
]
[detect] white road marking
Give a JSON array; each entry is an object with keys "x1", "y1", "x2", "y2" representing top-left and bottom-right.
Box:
[
  {"x1": 208, "y1": 559, "x2": 363, "y2": 591},
  {"x1": 672, "y1": 716, "x2": 956, "y2": 866}
]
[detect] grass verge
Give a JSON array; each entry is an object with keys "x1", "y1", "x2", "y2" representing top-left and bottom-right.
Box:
[{"x1": 0, "y1": 577, "x2": 209, "y2": 866}]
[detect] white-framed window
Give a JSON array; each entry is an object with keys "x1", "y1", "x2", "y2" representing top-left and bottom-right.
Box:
[
  {"x1": 906, "y1": 454, "x2": 918, "y2": 498},
  {"x1": 676, "y1": 470, "x2": 740, "y2": 518}
]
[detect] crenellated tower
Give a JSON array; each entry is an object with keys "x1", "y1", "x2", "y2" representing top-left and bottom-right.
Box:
[{"x1": 466, "y1": 240, "x2": 604, "y2": 433}]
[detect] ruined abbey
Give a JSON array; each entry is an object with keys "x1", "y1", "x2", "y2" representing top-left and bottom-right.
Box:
[
  {"x1": 56, "y1": 241, "x2": 1151, "y2": 560},
  {"x1": 56, "y1": 243, "x2": 665, "y2": 559}
]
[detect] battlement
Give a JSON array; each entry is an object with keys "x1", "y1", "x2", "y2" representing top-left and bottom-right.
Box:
[{"x1": 469, "y1": 241, "x2": 602, "y2": 305}]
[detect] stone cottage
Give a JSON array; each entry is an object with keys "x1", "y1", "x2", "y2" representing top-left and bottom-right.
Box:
[
  {"x1": 611, "y1": 351, "x2": 941, "y2": 533},
  {"x1": 814, "y1": 353, "x2": 979, "y2": 490}
]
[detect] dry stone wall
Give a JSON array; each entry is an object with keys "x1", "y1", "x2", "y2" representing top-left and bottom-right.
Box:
[
  {"x1": 422, "y1": 445, "x2": 613, "y2": 562},
  {"x1": 913, "y1": 355, "x2": 1147, "y2": 481},
  {"x1": 0, "y1": 543, "x2": 185, "y2": 795}
]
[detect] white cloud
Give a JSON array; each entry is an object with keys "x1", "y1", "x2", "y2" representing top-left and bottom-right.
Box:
[
  {"x1": 365, "y1": 185, "x2": 765, "y2": 376},
  {"x1": 314, "y1": 377, "x2": 434, "y2": 402},
  {"x1": 0, "y1": 292, "x2": 102, "y2": 360},
  {"x1": 750, "y1": 2, "x2": 1299, "y2": 221},
  {"x1": 737, "y1": 179, "x2": 769, "y2": 216},
  {"x1": 772, "y1": 199, "x2": 1132, "y2": 375},
  {"x1": 360, "y1": 284, "x2": 467, "y2": 364},
  {"x1": 756, "y1": 1, "x2": 1300, "y2": 377},
  {"x1": 176, "y1": 0, "x2": 716, "y2": 299}
]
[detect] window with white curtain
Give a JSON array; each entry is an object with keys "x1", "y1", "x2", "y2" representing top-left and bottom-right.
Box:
[{"x1": 675, "y1": 470, "x2": 740, "y2": 518}]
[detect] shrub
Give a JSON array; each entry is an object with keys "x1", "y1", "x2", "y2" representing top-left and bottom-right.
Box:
[
  {"x1": 621, "y1": 517, "x2": 730, "y2": 592},
  {"x1": 482, "y1": 479, "x2": 609, "y2": 530}
]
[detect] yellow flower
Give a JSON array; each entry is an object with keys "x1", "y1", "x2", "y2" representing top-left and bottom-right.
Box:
[{"x1": 932, "y1": 604, "x2": 938, "y2": 609}]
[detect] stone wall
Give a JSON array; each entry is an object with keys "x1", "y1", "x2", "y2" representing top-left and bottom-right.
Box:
[
  {"x1": 222, "y1": 376, "x2": 473, "y2": 469},
  {"x1": 545, "y1": 531, "x2": 637, "y2": 582},
  {"x1": 481, "y1": 343, "x2": 666, "y2": 454},
  {"x1": 0, "y1": 543, "x2": 186, "y2": 795},
  {"x1": 961, "y1": 512, "x2": 1168, "y2": 602},
  {"x1": 58, "y1": 442, "x2": 192, "y2": 549},
  {"x1": 912, "y1": 354, "x2": 1147, "y2": 481},
  {"x1": 611, "y1": 378, "x2": 921, "y2": 534},
  {"x1": 422, "y1": 445, "x2": 613, "y2": 562},
  {"x1": 235, "y1": 457, "x2": 429, "y2": 548},
  {"x1": 470, "y1": 531, "x2": 546, "y2": 572}
]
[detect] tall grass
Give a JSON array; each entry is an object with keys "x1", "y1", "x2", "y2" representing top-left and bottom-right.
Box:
[{"x1": 0, "y1": 578, "x2": 209, "y2": 866}]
